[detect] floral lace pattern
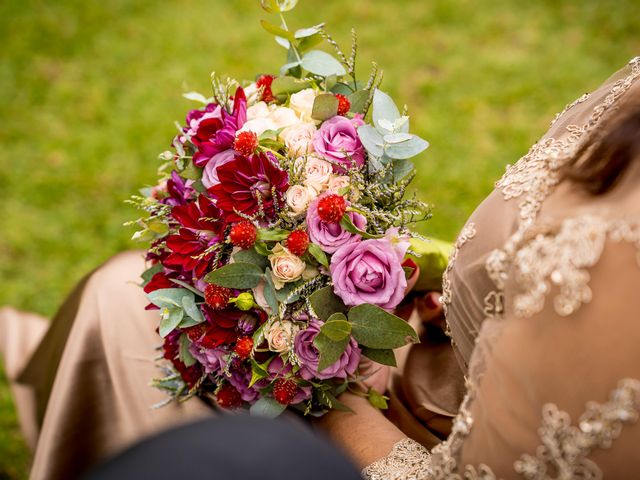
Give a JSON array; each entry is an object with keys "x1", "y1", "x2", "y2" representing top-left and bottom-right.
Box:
[
  {"x1": 441, "y1": 222, "x2": 477, "y2": 337},
  {"x1": 361, "y1": 437, "x2": 432, "y2": 480}
]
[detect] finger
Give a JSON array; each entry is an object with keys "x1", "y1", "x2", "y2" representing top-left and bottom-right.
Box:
[
  {"x1": 403, "y1": 262, "x2": 420, "y2": 295},
  {"x1": 416, "y1": 291, "x2": 444, "y2": 323}
]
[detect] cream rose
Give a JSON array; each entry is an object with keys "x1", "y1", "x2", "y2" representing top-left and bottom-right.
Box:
[
  {"x1": 303, "y1": 155, "x2": 333, "y2": 192},
  {"x1": 266, "y1": 320, "x2": 300, "y2": 353},
  {"x1": 269, "y1": 106, "x2": 300, "y2": 130},
  {"x1": 285, "y1": 184, "x2": 317, "y2": 215},
  {"x1": 327, "y1": 175, "x2": 351, "y2": 192},
  {"x1": 280, "y1": 123, "x2": 316, "y2": 157},
  {"x1": 269, "y1": 243, "x2": 306, "y2": 289},
  {"x1": 239, "y1": 117, "x2": 276, "y2": 136},
  {"x1": 289, "y1": 88, "x2": 317, "y2": 122},
  {"x1": 247, "y1": 101, "x2": 271, "y2": 120}
]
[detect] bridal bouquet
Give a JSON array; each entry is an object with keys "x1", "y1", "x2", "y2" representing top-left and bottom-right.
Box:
[{"x1": 129, "y1": 0, "x2": 440, "y2": 417}]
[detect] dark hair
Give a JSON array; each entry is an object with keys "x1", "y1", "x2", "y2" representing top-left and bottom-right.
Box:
[{"x1": 565, "y1": 93, "x2": 640, "y2": 195}]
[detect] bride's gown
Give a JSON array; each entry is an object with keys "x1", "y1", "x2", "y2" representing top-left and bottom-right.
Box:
[{"x1": 2, "y1": 57, "x2": 639, "y2": 479}]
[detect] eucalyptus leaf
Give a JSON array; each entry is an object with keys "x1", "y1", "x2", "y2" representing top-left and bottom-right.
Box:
[
  {"x1": 178, "y1": 315, "x2": 203, "y2": 329},
  {"x1": 301, "y1": 50, "x2": 346, "y2": 77},
  {"x1": 141, "y1": 263, "x2": 163, "y2": 286},
  {"x1": 181, "y1": 295, "x2": 205, "y2": 324},
  {"x1": 392, "y1": 159, "x2": 415, "y2": 181},
  {"x1": 311, "y1": 93, "x2": 339, "y2": 121},
  {"x1": 348, "y1": 304, "x2": 419, "y2": 349},
  {"x1": 250, "y1": 397, "x2": 287, "y2": 418},
  {"x1": 361, "y1": 347, "x2": 397, "y2": 367},
  {"x1": 372, "y1": 89, "x2": 401, "y2": 129},
  {"x1": 182, "y1": 92, "x2": 213, "y2": 104},
  {"x1": 275, "y1": 36, "x2": 290, "y2": 49},
  {"x1": 148, "y1": 288, "x2": 192, "y2": 308},
  {"x1": 204, "y1": 263, "x2": 264, "y2": 289},
  {"x1": 257, "y1": 228, "x2": 291, "y2": 241},
  {"x1": 260, "y1": 20, "x2": 295, "y2": 41},
  {"x1": 179, "y1": 334, "x2": 197, "y2": 367},
  {"x1": 384, "y1": 135, "x2": 430, "y2": 160},
  {"x1": 159, "y1": 308, "x2": 184, "y2": 338},
  {"x1": 169, "y1": 278, "x2": 204, "y2": 297},
  {"x1": 271, "y1": 77, "x2": 311, "y2": 96},
  {"x1": 314, "y1": 331, "x2": 349, "y2": 372},
  {"x1": 357, "y1": 124, "x2": 384, "y2": 158},
  {"x1": 309, "y1": 286, "x2": 347, "y2": 321},
  {"x1": 348, "y1": 90, "x2": 369, "y2": 114},
  {"x1": 298, "y1": 33, "x2": 323, "y2": 52},
  {"x1": 308, "y1": 242, "x2": 328, "y2": 267},
  {"x1": 295, "y1": 24, "x2": 324, "y2": 39},
  {"x1": 384, "y1": 132, "x2": 413, "y2": 144},
  {"x1": 280, "y1": 61, "x2": 302, "y2": 76},
  {"x1": 234, "y1": 248, "x2": 269, "y2": 270},
  {"x1": 331, "y1": 82, "x2": 355, "y2": 95}
]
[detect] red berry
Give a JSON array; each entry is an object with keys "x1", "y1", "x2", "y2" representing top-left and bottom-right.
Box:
[
  {"x1": 316, "y1": 194, "x2": 347, "y2": 223},
  {"x1": 216, "y1": 384, "x2": 242, "y2": 409},
  {"x1": 234, "y1": 336, "x2": 254, "y2": 359},
  {"x1": 286, "y1": 230, "x2": 309, "y2": 256},
  {"x1": 204, "y1": 284, "x2": 231, "y2": 310},
  {"x1": 233, "y1": 131, "x2": 259, "y2": 157},
  {"x1": 184, "y1": 324, "x2": 207, "y2": 342},
  {"x1": 335, "y1": 94, "x2": 351, "y2": 116},
  {"x1": 229, "y1": 221, "x2": 258, "y2": 249},
  {"x1": 256, "y1": 74, "x2": 275, "y2": 103},
  {"x1": 273, "y1": 378, "x2": 298, "y2": 405}
]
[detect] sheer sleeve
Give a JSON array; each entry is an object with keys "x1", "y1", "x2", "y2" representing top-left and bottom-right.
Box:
[{"x1": 363, "y1": 216, "x2": 640, "y2": 479}]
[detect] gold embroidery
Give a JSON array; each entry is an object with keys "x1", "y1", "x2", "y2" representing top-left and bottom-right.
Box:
[
  {"x1": 441, "y1": 222, "x2": 477, "y2": 337},
  {"x1": 514, "y1": 379, "x2": 640, "y2": 480},
  {"x1": 550, "y1": 92, "x2": 591, "y2": 127}
]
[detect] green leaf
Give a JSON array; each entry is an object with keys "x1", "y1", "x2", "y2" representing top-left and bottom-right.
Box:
[
  {"x1": 408, "y1": 237, "x2": 454, "y2": 291},
  {"x1": 234, "y1": 247, "x2": 269, "y2": 270},
  {"x1": 321, "y1": 313, "x2": 352, "y2": 340},
  {"x1": 368, "y1": 388, "x2": 389, "y2": 410},
  {"x1": 204, "y1": 262, "x2": 264, "y2": 289},
  {"x1": 260, "y1": 20, "x2": 295, "y2": 41},
  {"x1": 179, "y1": 334, "x2": 197, "y2": 367},
  {"x1": 295, "y1": 24, "x2": 324, "y2": 39},
  {"x1": 372, "y1": 89, "x2": 401, "y2": 130},
  {"x1": 178, "y1": 315, "x2": 203, "y2": 329},
  {"x1": 298, "y1": 33, "x2": 323, "y2": 52},
  {"x1": 348, "y1": 89, "x2": 370, "y2": 114},
  {"x1": 357, "y1": 124, "x2": 384, "y2": 158},
  {"x1": 250, "y1": 397, "x2": 287, "y2": 418},
  {"x1": 254, "y1": 241, "x2": 272, "y2": 256},
  {"x1": 257, "y1": 228, "x2": 291, "y2": 241},
  {"x1": 169, "y1": 278, "x2": 204, "y2": 297},
  {"x1": 270, "y1": 76, "x2": 311, "y2": 96},
  {"x1": 309, "y1": 286, "x2": 346, "y2": 321},
  {"x1": 384, "y1": 135, "x2": 430, "y2": 160},
  {"x1": 141, "y1": 263, "x2": 163, "y2": 286},
  {"x1": 249, "y1": 358, "x2": 270, "y2": 387},
  {"x1": 148, "y1": 288, "x2": 192, "y2": 308},
  {"x1": 348, "y1": 304, "x2": 419, "y2": 349},
  {"x1": 361, "y1": 347, "x2": 397, "y2": 367},
  {"x1": 181, "y1": 295, "x2": 205, "y2": 324},
  {"x1": 318, "y1": 389, "x2": 353, "y2": 412},
  {"x1": 301, "y1": 50, "x2": 347, "y2": 77},
  {"x1": 274, "y1": 280, "x2": 301, "y2": 303},
  {"x1": 263, "y1": 270, "x2": 279, "y2": 313},
  {"x1": 392, "y1": 159, "x2": 415, "y2": 181},
  {"x1": 311, "y1": 93, "x2": 339, "y2": 121},
  {"x1": 159, "y1": 307, "x2": 184, "y2": 338},
  {"x1": 339, "y1": 214, "x2": 382, "y2": 239},
  {"x1": 308, "y1": 242, "x2": 329, "y2": 267}
]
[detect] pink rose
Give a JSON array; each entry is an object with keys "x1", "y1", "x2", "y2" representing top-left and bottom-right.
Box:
[
  {"x1": 201, "y1": 149, "x2": 235, "y2": 189},
  {"x1": 313, "y1": 116, "x2": 366, "y2": 173},
  {"x1": 306, "y1": 195, "x2": 366, "y2": 253},
  {"x1": 329, "y1": 234, "x2": 409, "y2": 310}
]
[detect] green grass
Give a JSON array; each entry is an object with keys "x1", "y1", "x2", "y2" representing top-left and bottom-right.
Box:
[{"x1": 0, "y1": 0, "x2": 637, "y2": 477}]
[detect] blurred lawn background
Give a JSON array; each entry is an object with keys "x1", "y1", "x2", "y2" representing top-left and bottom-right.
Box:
[{"x1": 0, "y1": 0, "x2": 637, "y2": 477}]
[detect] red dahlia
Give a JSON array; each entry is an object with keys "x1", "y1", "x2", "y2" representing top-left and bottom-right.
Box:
[
  {"x1": 234, "y1": 336, "x2": 254, "y2": 359},
  {"x1": 216, "y1": 384, "x2": 242, "y2": 409},
  {"x1": 256, "y1": 74, "x2": 275, "y2": 103},
  {"x1": 209, "y1": 153, "x2": 289, "y2": 222},
  {"x1": 317, "y1": 194, "x2": 347, "y2": 223},
  {"x1": 204, "y1": 284, "x2": 231, "y2": 310},
  {"x1": 335, "y1": 94, "x2": 351, "y2": 116},
  {"x1": 273, "y1": 379, "x2": 298, "y2": 405},
  {"x1": 286, "y1": 230, "x2": 309, "y2": 256},
  {"x1": 233, "y1": 131, "x2": 259, "y2": 157},
  {"x1": 229, "y1": 221, "x2": 258, "y2": 249}
]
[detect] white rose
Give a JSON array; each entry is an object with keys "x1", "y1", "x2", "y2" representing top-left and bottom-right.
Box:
[
  {"x1": 239, "y1": 117, "x2": 276, "y2": 136},
  {"x1": 280, "y1": 123, "x2": 316, "y2": 157},
  {"x1": 266, "y1": 320, "x2": 300, "y2": 353},
  {"x1": 285, "y1": 184, "x2": 317, "y2": 215},
  {"x1": 303, "y1": 155, "x2": 333, "y2": 192},
  {"x1": 268, "y1": 106, "x2": 300, "y2": 130},
  {"x1": 327, "y1": 175, "x2": 351, "y2": 193},
  {"x1": 247, "y1": 101, "x2": 271, "y2": 120},
  {"x1": 289, "y1": 88, "x2": 317, "y2": 122},
  {"x1": 268, "y1": 243, "x2": 306, "y2": 289}
]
